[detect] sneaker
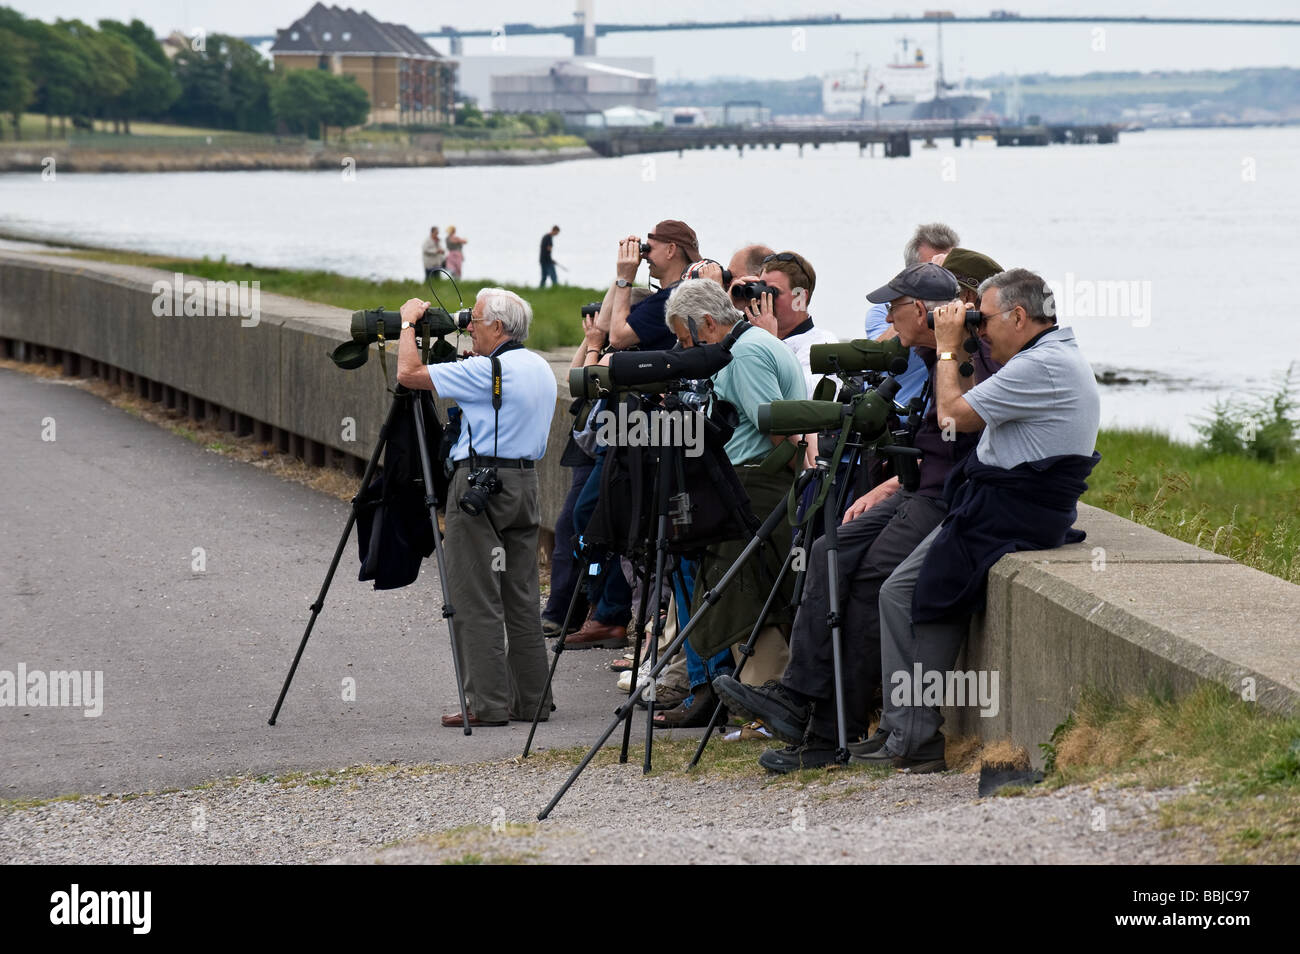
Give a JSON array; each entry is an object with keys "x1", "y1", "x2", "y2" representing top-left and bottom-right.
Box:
[
  {"x1": 847, "y1": 728, "x2": 891, "y2": 760},
  {"x1": 758, "y1": 737, "x2": 841, "y2": 774},
  {"x1": 712, "y1": 676, "x2": 810, "y2": 746}
]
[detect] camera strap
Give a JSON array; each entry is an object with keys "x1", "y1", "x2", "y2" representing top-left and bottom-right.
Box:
[
  {"x1": 721, "y1": 318, "x2": 752, "y2": 351},
  {"x1": 466, "y1": 341, "x2": 523, "y2": 465}
]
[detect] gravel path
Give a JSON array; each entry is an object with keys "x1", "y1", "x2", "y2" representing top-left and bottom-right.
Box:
[{"x1": 1, "y1": 749, "x2": 1212, "y2": 865}]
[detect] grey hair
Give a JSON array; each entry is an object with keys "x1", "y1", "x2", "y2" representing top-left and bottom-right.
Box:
[
  {"x1": 904, "y1": 223, "x2": 960, "y2": 265},
  {"x1": 475, "y1": 287, "x2": 532, "y2": 341},
  {"x1": 977, "y1": 268, "x2": 1056, "y2": 324},
  {"x1": 665, "y1": 278, "x2": 742, "y2": 331}
]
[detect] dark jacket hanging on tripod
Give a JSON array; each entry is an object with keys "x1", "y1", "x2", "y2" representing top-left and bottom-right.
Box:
[{"x1": 355, "y1": 391, "x2": 448, "y2": 590}]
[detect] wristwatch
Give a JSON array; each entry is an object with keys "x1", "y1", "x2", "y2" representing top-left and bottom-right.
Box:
[
  {"x1": 615, "y1": 278, "x2": 633, "y2": 288},
  {"x1": 401, "y1": 321, "x2": 413, "y2": 330},
  {"x1": 938, "y1": 352, "x2": 957, "y2": 361}
]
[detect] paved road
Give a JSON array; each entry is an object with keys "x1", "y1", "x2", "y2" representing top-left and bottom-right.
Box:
[{"x1": 0, "y1": 368, "x2": 634, "y2": 800}]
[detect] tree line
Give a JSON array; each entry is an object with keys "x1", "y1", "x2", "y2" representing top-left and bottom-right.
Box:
[{"x1": 0, "y1": 8, "x2": 370, "y2": 141}]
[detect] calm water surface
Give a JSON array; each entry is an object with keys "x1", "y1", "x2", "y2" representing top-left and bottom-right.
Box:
[{"x1": 3, "y1": 126, "x2": 1298, "y2": 440}]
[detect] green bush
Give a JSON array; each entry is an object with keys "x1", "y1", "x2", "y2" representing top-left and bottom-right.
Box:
[{"x1": 1193, "y1": 364, "x2": 1297, "y2": 462}]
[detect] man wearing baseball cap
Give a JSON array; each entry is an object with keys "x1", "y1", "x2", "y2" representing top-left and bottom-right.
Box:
[
  {"x1": 564, "y1": 219, "x2": 703, "y2": 651},
  {"x1": 594, "y1": 219, "x2": 700, "y2": 354},
  {"x1": 714, "y1": 259, "x2": 1002, "y2": 773}
]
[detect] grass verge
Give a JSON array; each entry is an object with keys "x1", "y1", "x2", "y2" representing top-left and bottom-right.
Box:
[
  {"x1": 1082, "y1": 428, "x2": 1300, "y2": 582},
  {"x1": 40, "y1": 247, "x2": 602, "y2": 353},
  {"x1": 1040, "y1": 684, "x2": 1300, "y2": 863}
]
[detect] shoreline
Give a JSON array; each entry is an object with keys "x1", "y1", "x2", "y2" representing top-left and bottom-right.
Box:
[{"x1": 0, "y1": 144, "x2": 599, "y2": 174}]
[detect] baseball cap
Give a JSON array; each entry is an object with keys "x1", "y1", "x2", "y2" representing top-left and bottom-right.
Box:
[
  {"x1": 647, "y1": 220, "x2": 700, "y2": 264},
  {"x1": 865, "y1": 262, "x2": 959, "y2": 304}
]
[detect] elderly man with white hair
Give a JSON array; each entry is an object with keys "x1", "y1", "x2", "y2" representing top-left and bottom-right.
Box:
[
  {"x1": 651, "y1": 278, "x2": 806, "y2": 726},
  {"x1": 397, "y1": 287, "x2": 558, "y2": 729}
]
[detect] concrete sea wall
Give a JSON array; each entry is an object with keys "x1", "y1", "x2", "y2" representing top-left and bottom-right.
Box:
[{"x1": 3, "y1": 250, "x2": 1297, "y2": 764}]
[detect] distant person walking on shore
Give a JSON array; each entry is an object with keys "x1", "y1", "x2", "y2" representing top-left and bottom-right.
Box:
[
  {"x1": 422, "y1": 226, "x2": 446, "y2": 281},
  {"x1": 539, "y1": 225, "x2": 560, "y2": 288},
  {"x1": 445, "y1": 226, "x2": 467, "y2": 278}
]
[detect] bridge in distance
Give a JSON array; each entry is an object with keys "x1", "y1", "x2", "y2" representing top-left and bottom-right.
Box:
[{"x1": 240, "y1": 13, "x2": 1300, "y2": 49}]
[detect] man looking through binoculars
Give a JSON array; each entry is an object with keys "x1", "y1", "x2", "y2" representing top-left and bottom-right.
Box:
[
  {"x1": 713, "y1": 255, "x2": 1004, "y2": 773},
  {"x1": 396, "y1": 288, "x2": 558, "y2": 729}
]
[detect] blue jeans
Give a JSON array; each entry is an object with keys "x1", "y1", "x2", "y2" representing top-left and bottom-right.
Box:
[
  {"x1": 676, "y1": 560, "x2": 732, "y2": 689},
  {"x1": 542, "y1": 461, "x2": 594, "y2": 625},
  {"x1": 571, "y1": 449, "x2": 631, "y2": 626},
  {"x1": 539, "y1": 262, "x2": 558, "y2": 288}
]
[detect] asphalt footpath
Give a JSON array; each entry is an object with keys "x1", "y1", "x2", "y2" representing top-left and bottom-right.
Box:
[{"x1": 0, "y1": 368, "x2": 639, "y2": 800}]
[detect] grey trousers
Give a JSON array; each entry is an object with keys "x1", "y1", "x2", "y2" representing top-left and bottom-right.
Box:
[
  {"x1": 782, "y1": 491, "x2": 948, "y2": 742},
  {"x1": 877, "y1": 523, "x2": 971, "y2": 760},
  {"x1": 442, "y1": 466, "x2": 552, "y2": 723}
]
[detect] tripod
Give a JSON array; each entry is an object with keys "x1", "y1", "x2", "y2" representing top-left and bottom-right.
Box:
[
  {"x1": 537, "y1": 467, "x2": 794, "y2": 819},
  {"x1": 524, "y1": 389, "x2": 700, "y2": 768},
  {"x1": 686, "y1": 414, "x2": 875, "y2": 767},
  {"x1": 268, "y1": 383, "x2": 472, "y2": 733}
]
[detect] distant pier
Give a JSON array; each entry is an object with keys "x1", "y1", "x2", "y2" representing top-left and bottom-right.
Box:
[{"x1": 582, "y1": 121, "x2": 1120, "y2": 159}]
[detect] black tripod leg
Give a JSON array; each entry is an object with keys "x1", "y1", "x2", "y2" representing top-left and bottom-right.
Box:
[
  {"x1": 620, "y1": 563, "x2": 652, "y2": 764},
  {"x1": 411, "y1": 394, "x2": 472, "y2": 736},
  {"x1": 823, "y1": 469, "x2": 851, "y2": 762},
  {"x1": 687, "y1": 533, "x2": 801, "y2": 768},
  {"x1": 523, "y1": 550, "x2": 609, "y2": 759},
  {"x1": 539, "y1": 493, "x2": 789, "y2": 820},
  {"x1": 268, "y1": 392, "x2": 401, "y2": 726}
]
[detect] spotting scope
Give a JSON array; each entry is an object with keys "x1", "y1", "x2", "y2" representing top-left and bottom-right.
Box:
[{"x1": 756, "y1": 377, "x2": 901, "y2": 438}]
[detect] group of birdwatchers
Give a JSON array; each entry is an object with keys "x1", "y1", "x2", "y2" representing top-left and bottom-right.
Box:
[{"x1": 396, "y1": 218, "x2": 1100, "y2": 777}]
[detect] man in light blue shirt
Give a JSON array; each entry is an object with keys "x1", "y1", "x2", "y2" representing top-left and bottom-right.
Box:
[{"x1": 397, "y1": 288, "x2": 557, "y2": 729}]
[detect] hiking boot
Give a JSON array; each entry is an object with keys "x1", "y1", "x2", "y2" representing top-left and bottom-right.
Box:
[
  {"x1": 653, "y1": 683, "x2": 723, "y2": 729},
  {"x1": 712, "y1": 676, "x2": 810, "y2": 746},
  {"x1": 757, "y1": 737, "x2": 841, "y2": 774},
  {"x1": 634, "y1": 680, "x2": 689, "y2": 711}
]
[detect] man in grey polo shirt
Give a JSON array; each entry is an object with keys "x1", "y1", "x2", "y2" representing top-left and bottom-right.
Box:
[
  {"x1": 396, "y1": 287, "x2": 558, "y2": 728},
  {"x1": 856, "y1": 267, "x2": 1100, "y2": 772}
]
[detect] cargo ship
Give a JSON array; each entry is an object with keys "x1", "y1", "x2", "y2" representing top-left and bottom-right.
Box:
[{"x1": 823, "y1": 38, "x2": 992, "y2": 121}]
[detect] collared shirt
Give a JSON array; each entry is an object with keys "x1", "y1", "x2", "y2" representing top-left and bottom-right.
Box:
[
  {"x1": 428, "y1": 343, "x2": 557, "y2": 461},
  {"x1": 781, "y1": 316, "x2": 838, "y2": 399},
  {"x1": 963, "y1": 326, "x2": 1100, "y2": 469},
  {"x1": 712, "y1": 326, "x2": 806, "y2": 464}
]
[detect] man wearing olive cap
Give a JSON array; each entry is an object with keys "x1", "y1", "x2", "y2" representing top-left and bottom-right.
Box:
[{"x1": 715, "y1": 253, "x2": 1004, "y2": 774}]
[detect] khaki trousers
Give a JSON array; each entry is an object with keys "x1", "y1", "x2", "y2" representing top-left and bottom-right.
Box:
[{"x1": 442, "y1": 466, "x2": 552, "y2": 723}]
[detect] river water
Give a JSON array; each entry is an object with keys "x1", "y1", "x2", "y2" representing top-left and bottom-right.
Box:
[{"x1": 2, "y1": 126, "x2": 1297, "y2": 440}]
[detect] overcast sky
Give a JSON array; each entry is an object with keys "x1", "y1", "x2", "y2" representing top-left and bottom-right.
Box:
[{"x1": 6, "y1": 1, "x2": 1299, "y2": 80}]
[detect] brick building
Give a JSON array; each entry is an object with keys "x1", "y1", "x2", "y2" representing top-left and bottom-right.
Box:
[{"x1": 270, "y1": 3, "x2": 456, "y2": 126}]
